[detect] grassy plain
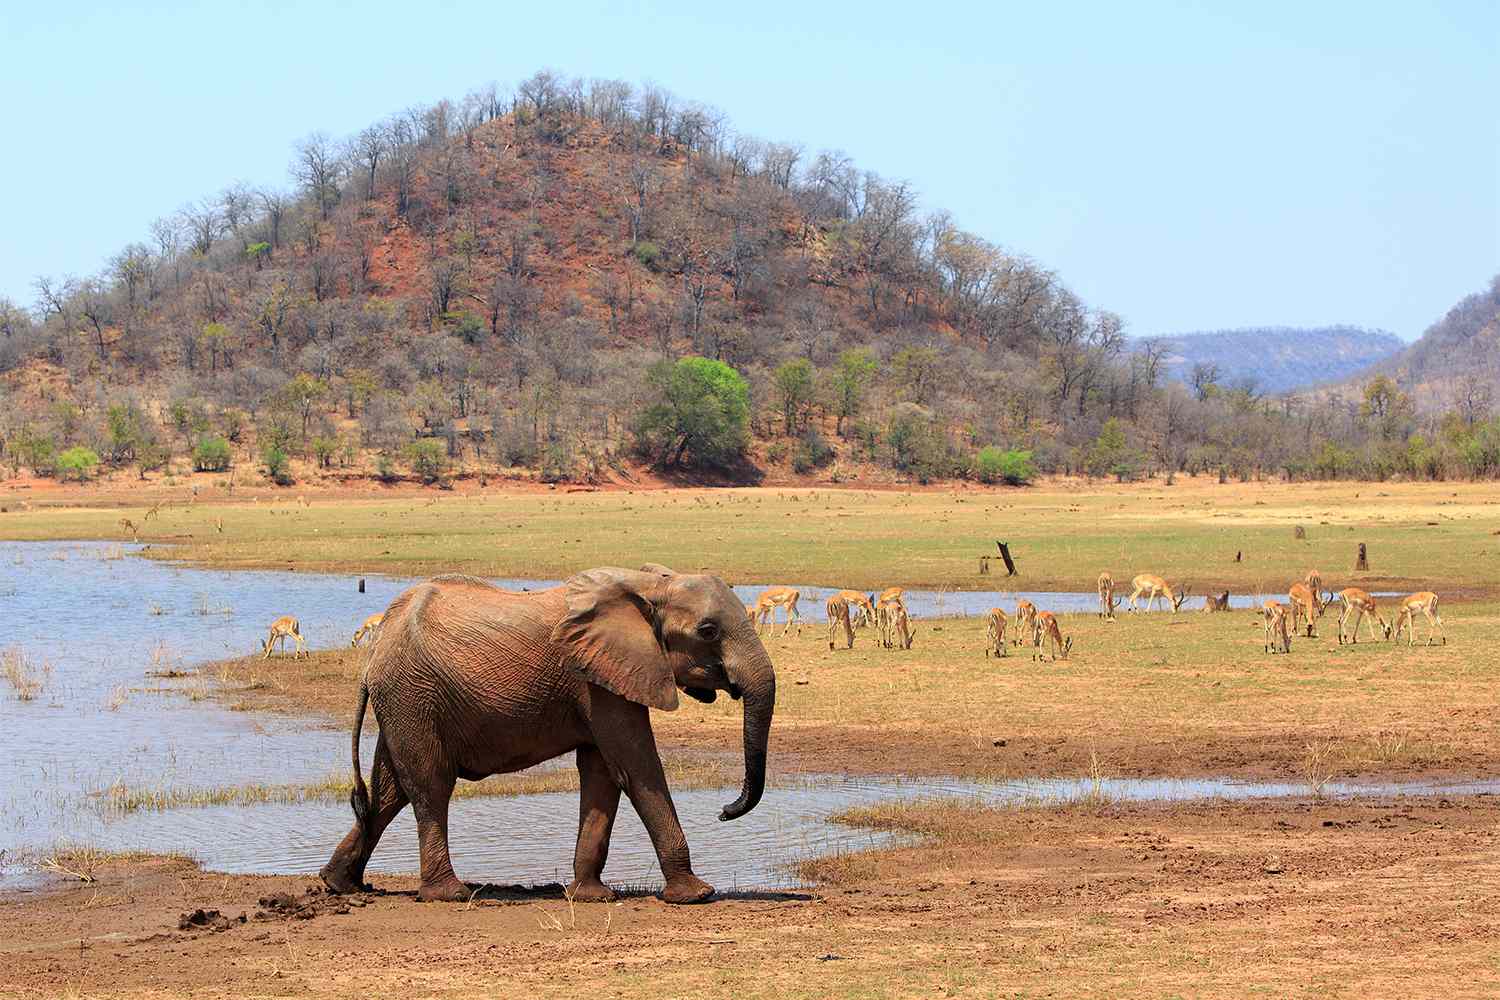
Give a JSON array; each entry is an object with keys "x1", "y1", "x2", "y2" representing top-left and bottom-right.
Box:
[
  {"x1": 4, "y1": 476, "x2": 1500, "y2": 593},
  {"x1": 7, "y1": 478, "x2": 1500, "y2": 998}
]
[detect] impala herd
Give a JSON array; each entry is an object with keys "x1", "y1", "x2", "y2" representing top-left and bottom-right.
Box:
[{"x1": 256, "y1": 571, "x2": 1446, "y2": 666}]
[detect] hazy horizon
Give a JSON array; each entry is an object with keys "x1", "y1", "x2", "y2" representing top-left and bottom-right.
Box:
[{"x1": 2, "y1": 1, "x2": 1495, "y2": 342}]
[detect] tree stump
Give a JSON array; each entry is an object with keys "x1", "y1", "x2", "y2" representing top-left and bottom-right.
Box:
[
  {"x1": 358, "y1": 578, "x2": 366, "y2": 593},
  {"x1": 1294, "y1": 525, "x2": 1306, "y2": 540},
  {"x1": 1235, "y1": 550, "x2": 1242, "y2": 563},
  {"x1": 1355, "y1": 543, "x2": 1368, "y2": 571},
  {"x1": 995, "y1": 541, "x2": 1018, "y2": 576}
]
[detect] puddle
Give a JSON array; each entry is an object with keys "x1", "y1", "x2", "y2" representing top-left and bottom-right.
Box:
[{"x1": 5, "y1": 771, "x2": 1495, "y2": 893}]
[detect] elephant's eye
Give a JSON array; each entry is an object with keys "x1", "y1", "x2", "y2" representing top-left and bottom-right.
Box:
[{"x1": 696, "y1": 620, "x2": 721, "y2": 642}]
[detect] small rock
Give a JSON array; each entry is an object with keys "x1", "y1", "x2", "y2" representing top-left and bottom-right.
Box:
[{"x1": 992, "y1": 738, "x2": 1007, "y2": 747}]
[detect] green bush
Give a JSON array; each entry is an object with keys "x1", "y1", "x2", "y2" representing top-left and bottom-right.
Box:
[
  {"x1": 311, "y1": 436, "x2": 338, "y2": 469},
  {"x1": 973, "y1": 446, "x2": 1036, "y2": 485},
  {"x1": 633, "y1": 356, "x2": 750, "y2": 470},
  {"x1": 192, "y1": 436, "x2": 232, "y2": 472},
  {"x1": 261, "y1": 444, "x2": 294, "y2": 486},
  {"x1": 792, "y1": 429, "x2": 835, "y2": 474},
  {"x1": 405, "y1": 438, "x2": 449, "y2": 484},
  {"x1": 630, "y1": 241, "x2": 661, "y2": 269},
  {"x1": 375, "y1": 453, "x2": 399, "y2": 483},
  {"x1": 56, "y1": 446, "x2": 100, "y2": 482}
]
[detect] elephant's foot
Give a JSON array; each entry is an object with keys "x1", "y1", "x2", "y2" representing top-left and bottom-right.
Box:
[
  {"x1": 416, "y1": 876, "x2": 472, "y2": 903},
  {"x1": 661, "y1": 874, "x2": 714, "y2": 904},
  {"x1": 568, "y1": 878, "x2": 617, "y2": 903},
  {"x1": 319, "y1": 858, "x2": 370, "y2": 895}
]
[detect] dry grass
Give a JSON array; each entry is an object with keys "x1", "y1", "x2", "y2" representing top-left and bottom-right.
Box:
[
  {"x1": 92, "y1": 756, "x2": 739, "y2": 815},
  {"x1": 5, "y1": 479, "x2": 1500, "y2": 594},
  {"x1": 2, "y1": 647, "x2": 50, "y2": 701}
]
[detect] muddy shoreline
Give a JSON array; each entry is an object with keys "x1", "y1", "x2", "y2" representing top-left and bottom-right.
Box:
[{"x1": 6, "y1": 795, "x2": 1498, "y2": 998}]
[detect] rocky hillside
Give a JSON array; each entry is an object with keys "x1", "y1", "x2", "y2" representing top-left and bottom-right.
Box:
[
  {"x1": 1153, "y1": 326, "x2": 1404, "y2": 395},
  {"x1": 1365, "y1": 275, "x2": 1500, "y2": 412}
]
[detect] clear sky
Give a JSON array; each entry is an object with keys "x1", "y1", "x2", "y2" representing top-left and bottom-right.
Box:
[{"x1": 2, "y1": 1, "x2": 1495, "y2": 341}]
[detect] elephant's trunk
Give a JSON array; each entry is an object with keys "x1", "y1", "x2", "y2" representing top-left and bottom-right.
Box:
[{"x1": 719, "y1": 639, "x2": 775, "y2": 822}]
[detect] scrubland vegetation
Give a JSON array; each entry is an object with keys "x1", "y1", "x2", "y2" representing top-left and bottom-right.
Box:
[{"x1": 2, "y1": 70, "x2": 1497, "y2": 492}]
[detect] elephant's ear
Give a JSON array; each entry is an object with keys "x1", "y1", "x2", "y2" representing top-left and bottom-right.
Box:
[{"x1": 551, "y1": 569, "x2": 679, "y2": 711}]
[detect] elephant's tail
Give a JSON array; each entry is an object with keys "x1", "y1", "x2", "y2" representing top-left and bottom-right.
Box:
[{"x1": 349, "y1": 675, "x2": 371, "y2": 840}]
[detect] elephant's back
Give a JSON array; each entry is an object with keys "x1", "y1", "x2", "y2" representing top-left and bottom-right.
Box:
[{"x1": 366, "y1": 577, "x2": 572, "y2": 694}]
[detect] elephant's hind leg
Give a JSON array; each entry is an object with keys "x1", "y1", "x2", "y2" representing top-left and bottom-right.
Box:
[
  {"x1": 407, "y1": 774, "x2": 467, "y2": 902},
  {"x1": 321, "y1": 736, "x2": 410, "y2": 893},
  {"x1": 570, "y1": 745, "x2": 622, "y2": 902}
]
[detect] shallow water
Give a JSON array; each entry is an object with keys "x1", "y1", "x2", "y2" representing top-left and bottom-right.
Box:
[{"x1": 0, "y1": 541, "x2": 1432, "y2": 892}]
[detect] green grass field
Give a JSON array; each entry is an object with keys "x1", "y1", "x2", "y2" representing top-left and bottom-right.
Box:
[{"x1": 4, "y1": 477, "x2": 1498, "y2": 594}]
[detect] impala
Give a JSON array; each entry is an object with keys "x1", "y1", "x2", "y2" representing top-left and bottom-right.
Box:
[
  {"x1": 1128, "y1": 574, "x2": 1190, "y2": 612},
  {"x1": 1262, "y1": 601, "x2": 1291, "y2": 654},
  {"x1": 1336, "y1": 588, "x2": 1390, "y2": 644},
  {"x1": 875, "y1": 594, "x2": 914, "y2": 650},
  {"x1": 826, "y1": 595, "x2": 854, "y2": 650},
  {"x1": 262, "y1": 615, "x2": 308, "y2": 659},
  {"x1": 1031, "y1": 611, "x2": 1071, "y2": 661},
  {"x1": 752, "y1": 587, "x2": 803, "y2": 637},
  {"x1": 1096, "y1": 572, "x2": 1118, "y2": 621},
  {"x1": 1391, "y1": 592, "x2": 1445, "y2": 647},
  {"x1": 1287, "y1": 582, "x2": 1324, "y2": 638},
  {"x1": 350, "y1": 612, "x2": 385, "y2": 648},
  {"x1": 983, "y1": 607, "x2": 1008, "y2": 658},
  {"x1": 1013, "y1": 599, "x2": 1038, "y2": 646},
  {"x1": 832, "y1": 589, "x2": 877, "y2": 628},
  {"x1": 1201, "y1": 590, "x2": 1230, "y2": 613}
]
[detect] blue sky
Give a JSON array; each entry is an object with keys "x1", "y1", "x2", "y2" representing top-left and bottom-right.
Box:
[{"x1": 2, "y1": 1, "x2": 1495, "y2": 340}]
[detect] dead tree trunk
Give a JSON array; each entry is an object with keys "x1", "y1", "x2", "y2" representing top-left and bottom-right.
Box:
[
  {"x1": 995, "y1": 541, "x2": 1017, "y2": 576},
  {"x1": 1355, "y1": 543, "x2": 1368, "y2": 571}
]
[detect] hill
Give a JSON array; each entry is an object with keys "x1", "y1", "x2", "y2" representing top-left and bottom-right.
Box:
[
  {"x1": 1363, "y1": 275, "x2": 1500, "y2": 413},
  {"x1": 1153, "y1": 326, "x2": 1403, "y2": 395},
  {"x1": 0, "y1": 70, "x2": 1496, "y2": 487}
]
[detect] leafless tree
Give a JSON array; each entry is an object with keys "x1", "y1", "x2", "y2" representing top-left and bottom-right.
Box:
[{"x1": 292, "y1": 131, "x2": 343, "y2": 220}]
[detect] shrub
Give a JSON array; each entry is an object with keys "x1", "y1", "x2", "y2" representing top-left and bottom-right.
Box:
[
  {"x1": 633, "y1": 357, "x2": 750, "y2": 470},
  {"x1": 261, "y1": 444, "x2": 294, "y2": 486},
  {"x1": 793, "y1": 429, "x2": 835, "y2": 473},
  {"x1": 405, "y1": 438, "x2": 449, "y2": 484},
  {"x1": 56, "y1": 446, "x2": 100, "y2": 482},
  {"x1": 192, "y1": 436, "x2": 232, "y2": 472},
  {"x1": 630, "y1": 241, "x2": 661, "y2": 269},
  {"x1": 973, "y1": 446, "x2": 1036, "y2": 485},
  {"x1": 311, "y1": 436, "x2": 338, "y2": 469},
  {"x1": 375, "y1": 453, "x2": 399, "y2": 483}
]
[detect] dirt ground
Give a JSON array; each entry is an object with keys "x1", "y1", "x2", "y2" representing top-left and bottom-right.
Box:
[{"x1": 5, "y1": 796, "x2": 1498, "y2": 999}]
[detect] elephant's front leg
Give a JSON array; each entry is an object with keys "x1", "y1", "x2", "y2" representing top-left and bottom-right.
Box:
[
  {"x1": 593, "y1": 695, "x2": 714, "y2": 904},
  {"x1": 570, "y1": 745, "x2": 622, "y2": 902}
]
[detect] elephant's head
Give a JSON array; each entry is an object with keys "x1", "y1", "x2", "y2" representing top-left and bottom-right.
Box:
[{"x1": 552, "y1": 563, "x2": 776, "y2": 822}]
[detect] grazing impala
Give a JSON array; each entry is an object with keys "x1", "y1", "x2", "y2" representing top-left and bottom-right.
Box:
[
  {"x1": 1096, "y1": 572, "x2": 1118, "y2": 621},
  {"x1": 1336, "y1": 588, "x2": 1390, "y2": 644},
  {"x1": 984, "y1": 608, "x2": 1009, "y2": 658},
  {"x1": 1128, "y1": 574, "x2": 1190, "y2": 612},
  {"x1": 350, "y1": 612, "x2": 385, "y2": 647},
  {"x1": 1201, "y1": 590, "x2": 1230, "y2": 613},
  {"x1": 262, "y1": 615, "x2": 308, "y2": 659},
  {"x1": 752, "y1": 587, "x2": 803, "y2": 637},
  {"x1": 875, "y1": 595, "x2": 914, "y2": 649},
  {"x1": 1031, "y1": 611, "x2": 1071, "y2": 661},
  {"x1": 1012, "y1": 599, "x2": 1038, "y2": 646},
  {"x1": 1287, "y1": 582, "x2": 1325, "y2": 638},
  {"x1": 833, "y1": 589, "x2": 877, "y2": 628},
  {"x1": 826, "y1": 595, "x2": 854, "y2": 650},
  {"x1": 1391, "y1": 592, "x2": 1445, "y2": 646},
  {"x1": 1305, "y1": 569, "x2": 1326, "y2": 601},
  {"x1": 1262, "y1": 601, "x2": 1291, "y2": 654}
]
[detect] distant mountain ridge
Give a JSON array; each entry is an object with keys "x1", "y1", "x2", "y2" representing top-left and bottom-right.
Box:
[{"x1": 1152, "y1": 326, "x2": 1404, "y2": 394}]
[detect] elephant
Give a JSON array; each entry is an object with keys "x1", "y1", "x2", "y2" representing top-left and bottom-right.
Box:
[{"x1": 318, "y1": 563, "x2": 776, "y2": 905}]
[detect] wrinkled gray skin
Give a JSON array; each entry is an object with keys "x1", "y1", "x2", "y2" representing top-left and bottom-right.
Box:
[{"x1": 319, "y1": 563, "x2": 775, "y2": 905}]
